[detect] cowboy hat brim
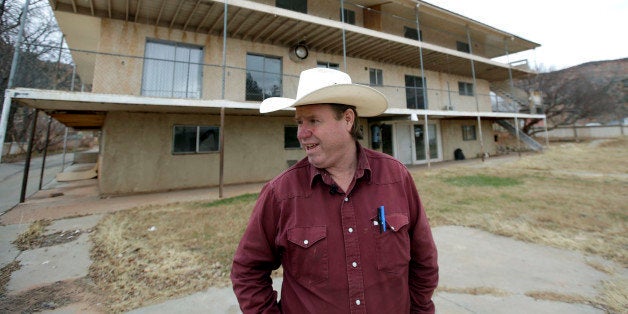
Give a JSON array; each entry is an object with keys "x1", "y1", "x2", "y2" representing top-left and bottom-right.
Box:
[{"x1": 260, "y1": 83, "x2": 388, "y2": 117}]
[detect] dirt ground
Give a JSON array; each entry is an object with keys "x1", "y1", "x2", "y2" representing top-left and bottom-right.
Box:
[{"x1": 0, "y1": 179, "x2": 265, "y2": 312}]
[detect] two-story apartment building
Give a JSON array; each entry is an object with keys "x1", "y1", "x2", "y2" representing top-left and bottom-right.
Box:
[{"x1": 2, "y1": 0, "x2": 546, "y2": 195}]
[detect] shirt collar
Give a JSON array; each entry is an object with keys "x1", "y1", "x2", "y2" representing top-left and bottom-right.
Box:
[{"x1": 308, "y1": 142, "x2": 372, "y2": 188}]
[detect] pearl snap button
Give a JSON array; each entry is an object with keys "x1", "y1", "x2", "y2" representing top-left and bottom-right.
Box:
[
  {"x1": 348, "y1": 228, "x2": 354, "y2": 233},
  {"x1": 344, "y1": 197, "x2": 349, "y2": 202},
  {"x1": 303, "y1": 240, "x2": 309, "y2": 245},
  {"x1": 352, "y1": 262, "x2": 357, "y2": 267},
  {"x1": 355, "y1": 299, "x2": 361, "y2": 305}
]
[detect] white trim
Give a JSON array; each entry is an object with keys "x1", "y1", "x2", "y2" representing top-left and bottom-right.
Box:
[{"x1": 384, "y1": 107, "x2": 545, "y2": 120}]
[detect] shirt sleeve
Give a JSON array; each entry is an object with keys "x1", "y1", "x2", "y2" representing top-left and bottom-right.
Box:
[
  {"x1": 404, "y1": 170, "x2": 439, "y2": 314},
  {"x1": 231, "y1": 183, "x2": 282, "y2": 314}
]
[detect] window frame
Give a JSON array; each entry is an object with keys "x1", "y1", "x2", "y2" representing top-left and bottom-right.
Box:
[
  {"x1": 172, "y1": 125, "x2": 220, "y2": 154},
  {"x1": 141, "y1": 39, "x2": 203, "y2": 99},
  {"x1": 246, "y1": 53, "x2": 283, "y2": 101},
  {"x1": 456, "y1": 41, "x2": 470, "y2": 53},
  {"x1": 405, "y1": 74, "x2": 427, "y2": 109},
  {"x1": 276, "y1": 0, "x2": 307, "y2": 13},
  {"x1": 369, "y1": 68, "x2": 383, "y2": 86},
  {"x1": 462, "y1": 125, "x2": 477, "y2": 141},
  {"x1": 340, "y1": 8, "x2": 356, "y2": 25},
  {"x1": 284, "y1": 125, "x2": 300, "y2": 149},
  {"x1": 458, "y1": 81, "x2": 474, "y2": 96},
  {"x1": 403, "y1": 26, "x2": 422, "y2": 41},
  {"x1": 317, "y1": 61, "x2": 340, "y2": 70}
]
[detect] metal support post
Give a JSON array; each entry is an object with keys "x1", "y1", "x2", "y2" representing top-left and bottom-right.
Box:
[
  {"x1": 20, "y1": 109, "x2": 38, "y2": 203},
  {"x1": 218, "y1": 0, "x2": 228, "y2": 198},
  {"x1": 514, "y1": 117, "x2": 521, "y2": 157},
  {"x1": 341, "y1": 0, "x2": 347, "y2": 72},
  {"x1": 415, "y1": 4, "x2": 430, "y2": 167},
  {"x1": 62, "y1": 127, "x2": 68, "y2": 171},
  {"x1": 38, "y1": 115, "x2": 52, "y2": 190},
  {"x1": 467, "y1": 27, "x2": 485, "y2": 160}
]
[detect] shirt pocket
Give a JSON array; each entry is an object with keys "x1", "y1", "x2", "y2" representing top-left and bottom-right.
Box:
[
  {"x1": 287, "y1": 226, "x2": 329, "y2": 286},
  {"x1": 374, "y1": 213, "x2": 411, "y2": 274}
]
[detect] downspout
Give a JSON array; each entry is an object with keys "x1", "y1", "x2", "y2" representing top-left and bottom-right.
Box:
[
  {"x1": 466, "y1": 27, "x2": 485, "y2": 161},
  {"x1": 415, "y1": 4, "x2": 430, "y2": 168},
  {"x1": 0, "y1": 0, "x2": 30, "y2": 163},
  {"x1": 219, "y1": 0, "x2": 228, "y2": 198}
]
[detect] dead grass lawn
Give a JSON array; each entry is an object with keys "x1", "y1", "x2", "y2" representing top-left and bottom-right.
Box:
[{"x1": 90, "y1": 138, "x2": 628, "y2": 312}]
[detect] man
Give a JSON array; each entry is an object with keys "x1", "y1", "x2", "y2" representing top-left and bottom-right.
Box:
[{"x1": 231, "y1": 68, "x2": 438, "y2": 313}]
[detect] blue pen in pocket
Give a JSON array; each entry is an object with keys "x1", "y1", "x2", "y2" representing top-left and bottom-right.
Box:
[{"x1": 379, "y1": 205, "x2": 386, "y2": 233}]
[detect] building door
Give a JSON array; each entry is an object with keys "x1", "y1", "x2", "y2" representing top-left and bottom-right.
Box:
[
  {"x1": 395, "y1": 124, "x2": 413, "y2": 164},
  {"x1": 380, "y1": 124, "x2": 393, "y2": 156},
  {"x1": 414, "y1": 124, "x2": 439, "y2": 162}
]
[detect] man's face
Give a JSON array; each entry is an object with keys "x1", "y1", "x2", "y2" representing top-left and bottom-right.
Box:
[{"x1": 295, "y1": 104, "x2": 354, "y2": 169}]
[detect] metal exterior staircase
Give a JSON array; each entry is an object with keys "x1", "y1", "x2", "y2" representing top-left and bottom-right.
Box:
[
  {"x1": 496, "y1": 119, "x2": 543, "y2": 151},
  {"x1": 490, "y1": 81, "x2": 532, "y2": 112}
]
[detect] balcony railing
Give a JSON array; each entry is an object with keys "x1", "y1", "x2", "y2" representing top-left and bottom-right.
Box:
[{"x1": 10, "y1": 43, "x2": 522, "y2": 114}]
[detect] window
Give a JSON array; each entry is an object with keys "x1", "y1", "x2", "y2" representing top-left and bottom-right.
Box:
[
  {"x1": 142, "y1": 40, "x2": 203, "y2": 99},
  {"x1": 173, "y1": 125, "x2": 220, "y2": 153},
  {"x1": 246, "y1": 54, "x2": 282, "y2": 101},
  {"x1": 276, "y1": 0, "x2": 307, "y2": 13},
  {"x1": 456, "y1": 41, "x2": 470, "y2": 53},
  {"x1": 369, "y1": 68, "x2": 383, "y2": 86},
  {"x1": 284, "y1": 126, "x2": 300, "y2": 149},
  {"x1": 405, "y1": 75, "x2": 427, "y2": 109},
  {"x1": 317, "y1": 61, "x2": 340, "y2": 70},
  {"x1": 462, "y1": 125, "x2": 476, "y2": 141},
  {"x1": 458, "y1": 82, "x2": 474, "y2": 96},
  {"x1": 403, "y1": 26, "x2": 422, "y2": 41},
  {"x1": 340, "y1": 8, "x2": 356, "y2": 24}
]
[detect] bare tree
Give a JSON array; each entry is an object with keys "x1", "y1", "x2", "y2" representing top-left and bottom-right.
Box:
[
  {"x1": 514, "y1": 60, "x2": 627, "y2": 135},
  {"x1": 1, "y1": 0, "x2": 75, "y2": 155}
]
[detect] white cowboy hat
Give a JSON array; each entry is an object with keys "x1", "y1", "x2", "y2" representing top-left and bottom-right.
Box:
[{"x1": 260, "y1": 68, "x2": 388, "y2": 117}]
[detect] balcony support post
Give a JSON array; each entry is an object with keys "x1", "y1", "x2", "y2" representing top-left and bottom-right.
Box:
[
  {"x1": 466, "y1": 27, "x2": 486, "y2": 161},
  {"x1": 340, "y1": 0, "x2": 347, "y2": 71},
  {"x1": 415, "y1": 4, "x2": 430, "y2": 168},
  {"x1": 219, "y1": 0, "x2": 229, "y2": 198}
]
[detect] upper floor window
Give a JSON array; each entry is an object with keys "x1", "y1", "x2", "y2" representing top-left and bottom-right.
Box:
[
  {"x1": 404, "y1": 26, "x2": 422, "y2": 41},
  {"x1": 276, "y1": 0, "x2": 307, "y2": 13},
  {"x1": 458, "y1": 82, "x2": 474, "y2": 96},
  {"x1": 340, "y1": 8, "x2": 356, "y2": 24},
  {"x1": 284, "y1": 125, "x2": 300, "y2": 149},
  {"x1": 173, "y1": 125, "x2": 219, "y2": 154},
  {"x1": 142, "y1": 40, "x2": 203, "y2": 99},
  {"x1": 405, "y1": 75, "x2": 427, "y2": 109},
  {"x1": 369, "y1": 68, "x2": 383, "y2": 86},
  {"x1": 456, "y1": 41, "x2": 470, "y2": 53},
  {"x1": 246, "y1": 53, "x2": 282, "y2": 101},
  {"x1": 317, "y1": 61, "x2": 340, "y2": 70}
]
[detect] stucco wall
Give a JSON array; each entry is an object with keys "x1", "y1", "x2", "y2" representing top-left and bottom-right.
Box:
[
  {"x1": 100, "y1": 111, "x2": 304, "y2": 195},
  {"x1": 440, "y1": 119, "x2": 497, "y2": 161}
]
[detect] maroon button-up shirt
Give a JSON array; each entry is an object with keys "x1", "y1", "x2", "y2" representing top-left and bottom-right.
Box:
[{"x1": 231, "y1": 145, "x2": 438, "y2": 313}]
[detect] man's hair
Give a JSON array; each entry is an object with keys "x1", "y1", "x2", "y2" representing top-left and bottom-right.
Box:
[{"x1": 329, "y1": 104, "x2": 363, "y2": 140}]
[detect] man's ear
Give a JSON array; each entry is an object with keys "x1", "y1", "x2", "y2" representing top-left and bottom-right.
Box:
[{"x1": 344, "y1": 109, "x2": 355, "y2": 130}]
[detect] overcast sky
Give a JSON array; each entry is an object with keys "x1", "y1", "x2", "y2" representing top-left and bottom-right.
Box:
[{"x1": 425, "y1": 0, "x2": 627, "y2": 70}]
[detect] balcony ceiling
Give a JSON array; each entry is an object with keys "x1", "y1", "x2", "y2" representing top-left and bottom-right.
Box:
[{"x1": 50, "y1": 0, "x2": 536, "y2": 82}]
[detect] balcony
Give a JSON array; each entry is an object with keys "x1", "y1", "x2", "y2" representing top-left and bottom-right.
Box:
[{"x1": 50, "y1": 0, "x2": 539, "y2": 86}]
